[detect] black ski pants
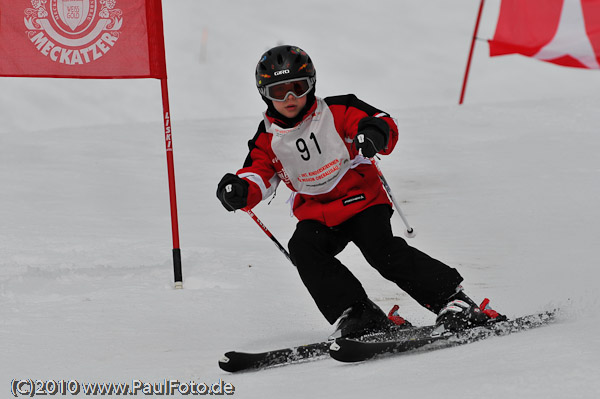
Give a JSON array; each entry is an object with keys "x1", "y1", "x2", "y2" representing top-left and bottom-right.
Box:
[{"x1": 288, "y1": 204, "x2": 463, "y2": 324}]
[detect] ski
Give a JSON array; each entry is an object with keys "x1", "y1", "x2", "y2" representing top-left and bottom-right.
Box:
[
  {"x1": 218, "y1": 324, "x2": 427, "y2": 372},
  {"x1": 329, "y1": 309, "x2": 559, "y2": 363},
  {"x1": 219, "y1": 309, "x2": 558, "y2": 371},
  {"x1": 218, "y1": 341, "x2": 331, "y2": 372}
]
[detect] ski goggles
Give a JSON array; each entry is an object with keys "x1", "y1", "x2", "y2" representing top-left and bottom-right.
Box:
[{"x1": 261, "y1": 77, "x2": 314, "y2": 102}]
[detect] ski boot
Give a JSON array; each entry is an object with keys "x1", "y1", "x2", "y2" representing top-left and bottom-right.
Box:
[
  {"x1": 330, "y1": 298, "x2": 409, "y2": 339},
  {"x1": 433, "y1": 287, "x2": 506, "y2": 336}
]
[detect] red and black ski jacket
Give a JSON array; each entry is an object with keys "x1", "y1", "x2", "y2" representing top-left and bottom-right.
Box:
[{"x1": 237, "y1": 94, "x2": 399, "y2": 227}]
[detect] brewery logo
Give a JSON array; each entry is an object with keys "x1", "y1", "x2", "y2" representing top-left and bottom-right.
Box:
[{"x1": 24, "y1": 0, "x2": 123, "y2": 65}]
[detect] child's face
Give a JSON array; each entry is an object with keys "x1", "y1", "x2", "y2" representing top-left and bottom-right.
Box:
[{"x1": 272, "y1": 94, "x2": 307, "y2": 119}]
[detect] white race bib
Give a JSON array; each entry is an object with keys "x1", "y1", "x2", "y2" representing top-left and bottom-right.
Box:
[{"x1": 265, "y1": 98, "x2": 352, "y2": 195}]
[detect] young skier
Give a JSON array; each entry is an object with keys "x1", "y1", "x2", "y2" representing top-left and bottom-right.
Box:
[{"x1": 217, "y1": 45, "x2": 503, "y2": 338}]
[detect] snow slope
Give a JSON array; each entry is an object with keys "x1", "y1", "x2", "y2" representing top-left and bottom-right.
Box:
[{"x1": 1, "y1": 1, "x2": 599, "y2": 398}]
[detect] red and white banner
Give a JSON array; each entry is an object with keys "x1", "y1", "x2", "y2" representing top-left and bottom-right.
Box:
[
  {"x1": 0, "y1": 0, "x2": 167, "y2": 78},
  {"x1": 0, "y1": 0, "x2": 181, "y2": 286},
  {"x1": 489, "y1": 0, "x2": 600, "y2": 69}
]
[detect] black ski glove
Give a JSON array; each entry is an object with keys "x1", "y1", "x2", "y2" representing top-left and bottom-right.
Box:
[
  {"x1": 216, "y1": 173, "x2": 249, "y2": 212},
  {"x1": 353, "y1": 117, "x2": 390, "y2": 158}
]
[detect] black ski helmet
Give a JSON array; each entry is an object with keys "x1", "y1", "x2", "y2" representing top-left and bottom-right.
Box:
[{"x1": 255, "y1": 45, "x2": 316, "y2": 96}]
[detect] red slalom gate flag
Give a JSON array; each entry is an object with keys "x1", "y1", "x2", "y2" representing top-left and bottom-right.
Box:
[
  {"x1": 0, "y1": 0, "x2": 183, "y2": 287},
  {"x1": 0, "y1": 0, "x2": 167, "y2": 78},
  {"x1": 489, "y1": 0, "x2": 600, "y2": 69}
]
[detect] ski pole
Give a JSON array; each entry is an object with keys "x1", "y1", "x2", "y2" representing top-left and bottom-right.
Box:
[
  {"x1": 370, "y1": 157, "x2": 416, "y2": 238},
  {"x1": 244, "y1": 209, "x2": 295, "y2": 266}
]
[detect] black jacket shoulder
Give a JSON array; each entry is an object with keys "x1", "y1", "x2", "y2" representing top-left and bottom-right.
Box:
[
  {"x1": 324, "y1": 94, "x2": 389, "y2": 117},
  {"x1": 242, "y1": 120, "x2": 267, "y2": 168}
]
